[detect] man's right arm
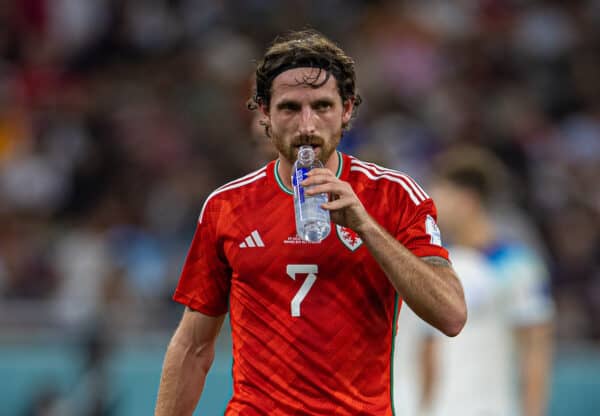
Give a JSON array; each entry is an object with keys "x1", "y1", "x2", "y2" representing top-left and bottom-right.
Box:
[{"x1": 155, "y1": 307, "x2": 226, "y2": 416}]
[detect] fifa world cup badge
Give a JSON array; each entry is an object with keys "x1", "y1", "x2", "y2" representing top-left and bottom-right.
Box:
[{"x1": 425, "y1": 215, "x2": 442, "y2": 246}]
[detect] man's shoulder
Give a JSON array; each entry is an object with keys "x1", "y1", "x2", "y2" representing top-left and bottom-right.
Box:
[
  {"x1": 214, "y1": 164, "x2": 271, "y2": 197},
  {"x1": 345, "y1": 155, "x2": 430, "y2": 206},
  {"x1": 198, "y1": 164, "x2": 271, "y2": 223},
  {"x1": 483, "y1": 239, "x2": 549, "y2": 283},
  {"x1": 484, "y1": 240, "x2": 539, "y2": 266}
]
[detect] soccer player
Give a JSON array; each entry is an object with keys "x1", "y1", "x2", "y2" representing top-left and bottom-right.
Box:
[
  {"x1": 155, "y1": 29, "x2": 467, "y2": 415},
  {"x1": 396, "y1": 147, "x2": 554, "y2": 416}
]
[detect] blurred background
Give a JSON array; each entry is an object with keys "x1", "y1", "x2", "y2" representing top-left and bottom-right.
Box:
[{"x1": 0, "y1": 0, "x2": 599, "y2": 415}]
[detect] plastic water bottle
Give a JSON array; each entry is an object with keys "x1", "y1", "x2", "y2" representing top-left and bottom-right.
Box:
[{"x1": 291, "y1": 145, "x2": 331, "y2": 243}]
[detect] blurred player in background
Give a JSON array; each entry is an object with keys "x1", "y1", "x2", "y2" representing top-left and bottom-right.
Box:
[
  {"x1": 155, "y1": 29, "x2": 466, "y2": 415},
  {"x1": 395, "y1": 147, "x2": 554, "y2": 416}
]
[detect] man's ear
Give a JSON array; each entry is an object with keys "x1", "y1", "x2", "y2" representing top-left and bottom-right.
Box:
[
  {"x1": 259, "y1": 103, "x2": 270, "y2": 118},
  {"x1": 341, "y1": 98, "x2": 354, "y2": 126},
  {"x1": 258, "y1": 104, "x2": 272, "y2": 138}
]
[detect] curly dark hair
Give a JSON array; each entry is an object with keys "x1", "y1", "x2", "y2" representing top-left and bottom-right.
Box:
[{"x1": 247, "y1": 29, "x2": 362, "y2": 132}]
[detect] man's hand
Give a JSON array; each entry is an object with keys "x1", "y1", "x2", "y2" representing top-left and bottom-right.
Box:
[
  {"x1": 303, "y1": 168, "x2": 372, "y2": 233},
  {"x1": 304, "y1": 169, "x2": 466, "y2": 337}
]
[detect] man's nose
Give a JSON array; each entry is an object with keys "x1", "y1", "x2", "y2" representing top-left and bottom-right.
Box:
[{"x1": 298, "y1": 107, "x2": 316, "y2": 136}]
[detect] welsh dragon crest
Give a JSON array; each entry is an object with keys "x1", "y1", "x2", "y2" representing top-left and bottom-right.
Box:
[{"x1": 336, "y1": 225, "x2": 363, "y2": 251}]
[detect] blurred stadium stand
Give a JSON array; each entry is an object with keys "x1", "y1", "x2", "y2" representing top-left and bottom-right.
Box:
[{"x1": 1, "y1": 0, "x2": 599, "y2": 414}]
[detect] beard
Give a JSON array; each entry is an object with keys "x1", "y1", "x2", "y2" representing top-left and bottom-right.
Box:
[{"x1": 271, "y1": 131, "x2": 342, "y2": 165}]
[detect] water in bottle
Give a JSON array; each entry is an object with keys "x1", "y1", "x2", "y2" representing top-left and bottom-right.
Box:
[{"x1": 291, "y1": 145, "x2": 331, "y2": 243}]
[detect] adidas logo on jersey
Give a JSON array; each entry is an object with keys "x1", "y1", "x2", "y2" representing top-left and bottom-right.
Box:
[{"x1": 239, "y1": 230, "x2": 265, "y2": 248}]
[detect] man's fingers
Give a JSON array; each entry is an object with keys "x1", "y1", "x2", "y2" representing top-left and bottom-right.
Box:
[
  {"x1": 301, "y1": 174, "x2": 336, "y2": 187},
  {"x1": 307, "y1": 168, "x2": 333, "y2": 177},
  {"x1": 305, "y1": 182, "x2": 346, "y2": 196},
  {"x1": 321, "y1": 198, "x2": 350, "y2": 210}
]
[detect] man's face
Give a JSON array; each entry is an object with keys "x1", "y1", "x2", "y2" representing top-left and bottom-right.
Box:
[
  {"x1": 430, "y1": 180, "x2": 473, "y2": 239},
  {"x1": 262, "y1": 67, "x2": 353, "y2": 165}
]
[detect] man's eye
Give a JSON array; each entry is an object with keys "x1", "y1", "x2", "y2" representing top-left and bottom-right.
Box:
[
  {"x1": 315, "y1": 102, "x2": 332, "y2": 110},
  {"x1": 280, "y1": 103, "x2": 299, "y2": 112}
]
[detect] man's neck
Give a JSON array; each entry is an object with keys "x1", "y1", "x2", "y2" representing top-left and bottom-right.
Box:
[
  {"x1": 454, "y1": 212, "x2": 496, "y2": 251},
  {"x1": 277, "y1": 151, "x2": 340, "y2": 189}
]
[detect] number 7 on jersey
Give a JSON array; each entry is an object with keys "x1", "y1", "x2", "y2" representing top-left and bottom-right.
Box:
[{"x1": 286, "y1": 264, "x2": 318, "y2": 317}]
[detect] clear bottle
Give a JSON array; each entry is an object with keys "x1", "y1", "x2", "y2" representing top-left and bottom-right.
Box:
[{"x1": 291, "y1": 145, "x2": 331, "y2": 243}]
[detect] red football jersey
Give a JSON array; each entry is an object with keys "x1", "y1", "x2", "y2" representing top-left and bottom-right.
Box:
[{"x1": 174, "y1": 152, "x2": 448, "y2": 415}]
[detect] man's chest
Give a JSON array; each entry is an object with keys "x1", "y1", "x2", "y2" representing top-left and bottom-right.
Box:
[
  {"x1": 218, "y1": 187, "x2": 393, "y2": 270},
  {"x1": 214, "y1": 188, "x2": 397, "y2": 322},
  {"x1": 223, "y1": 209, "x2": 368, "y2": 281},
  {"x1": 223, "y1": 214, "x2": 394, "y2": 322}
]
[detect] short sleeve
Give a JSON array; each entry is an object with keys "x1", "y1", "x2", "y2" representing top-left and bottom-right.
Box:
[
  {"x1": 395, "y1": 198, "x2": 449, "y2": 260},
  {"x1": 505, "y1": 248, "x2": 554, "y2": 326},
  {"x1": 173, "y1": 197, "x2": 231, "y2": 316}
]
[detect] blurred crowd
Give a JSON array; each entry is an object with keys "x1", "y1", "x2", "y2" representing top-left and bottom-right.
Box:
[{"x1": 0, "y1": 0, "x2": 599, "y2": 340}]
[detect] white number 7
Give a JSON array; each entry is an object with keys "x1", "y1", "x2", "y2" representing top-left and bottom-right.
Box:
[{"x1": 286, "y1": 264, "x2": 318, "y2": 317}]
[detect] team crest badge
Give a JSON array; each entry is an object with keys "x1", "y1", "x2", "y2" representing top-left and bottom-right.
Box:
[{"x1": 336, "y1": 225, "x2": 363, "y2": 251}]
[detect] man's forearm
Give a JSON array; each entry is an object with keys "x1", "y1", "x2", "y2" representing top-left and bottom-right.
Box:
[
  {"x1": 419, "y1": 336, "x2": 437, "y2": 413},
  {"x1": 155, "y1": 334, "x2": 215, "y2": 416},
  {"x1": 356, "y1": 218, "x2": 466, "y2": 336},
  {"x1": 519, "y1": 323, "x2": 553, "y2": 416}
]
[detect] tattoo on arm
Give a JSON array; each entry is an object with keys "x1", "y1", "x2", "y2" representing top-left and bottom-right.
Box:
[{"x1": 421, "y1": 256, "x2": 452, "y2": 268}]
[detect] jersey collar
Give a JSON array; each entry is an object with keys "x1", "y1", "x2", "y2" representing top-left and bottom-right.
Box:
[{"x1": 274, "y1": 151, "x2": 344, "y2": 195}]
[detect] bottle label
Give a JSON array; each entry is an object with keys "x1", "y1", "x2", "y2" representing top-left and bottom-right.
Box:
[{"x1": 292, "y1": 167, "x2": 309, "y2": 203}]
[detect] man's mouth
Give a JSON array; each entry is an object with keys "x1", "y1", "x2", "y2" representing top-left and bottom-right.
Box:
[
  {"x1": 294, "y1": 143, "x2": 321, "y2": 150},
  {"x1": 294, "y1": 144, "x2": 322, "y2": 157}
]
